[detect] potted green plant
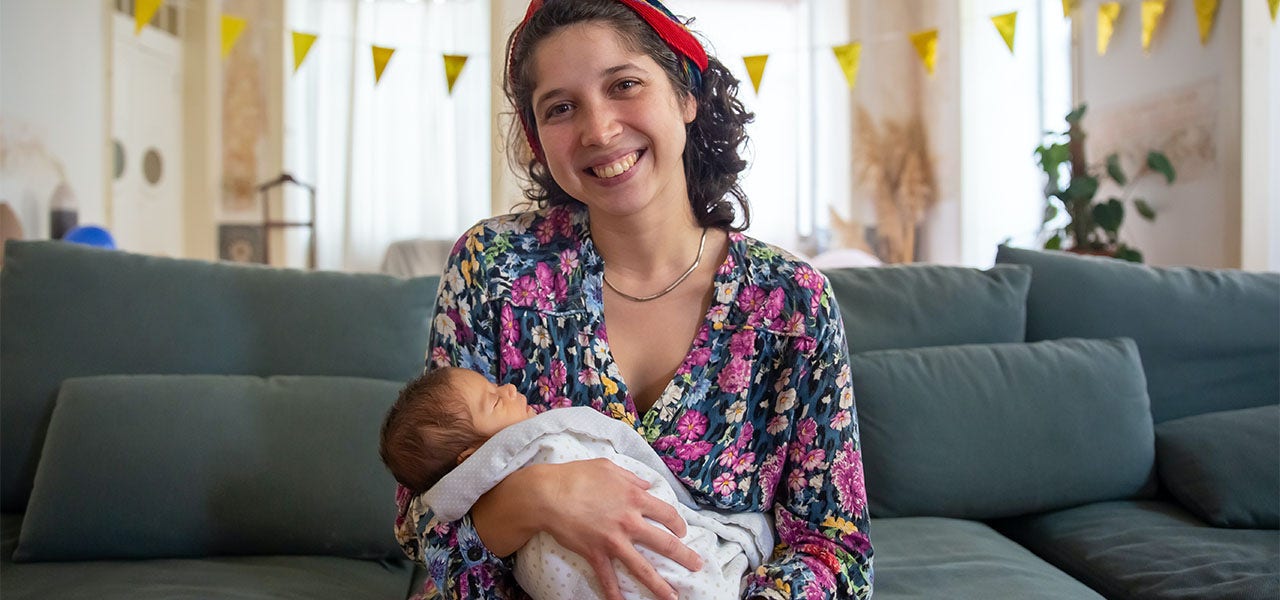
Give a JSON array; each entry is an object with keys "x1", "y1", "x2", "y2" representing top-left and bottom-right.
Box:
[{"x1": 1034, "y1": 104, "x2": 1175, "y2": 263}]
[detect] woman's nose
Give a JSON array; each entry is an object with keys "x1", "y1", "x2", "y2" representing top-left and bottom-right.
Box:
[{"x1": 579, "y1": 104, "x2": 621, "y2": 147}]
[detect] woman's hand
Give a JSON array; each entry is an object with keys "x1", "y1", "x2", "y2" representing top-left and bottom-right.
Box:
[
  {"x1": 477, "y1": 458, "x2": 704, "y2": 600},
  {"x1": 545, "y1": 458, "x2": 704, "y2": 600}
]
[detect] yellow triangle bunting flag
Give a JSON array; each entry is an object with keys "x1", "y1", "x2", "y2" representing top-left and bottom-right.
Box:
[
  {"x1": 372, "y1": 45, "x2": 396, "y2": 86},
  {"x1": 991, "y1": 12, "x2": 1018, "y2": 53},
  {"x1": 909, "y1": 29, "x2": 939, "y2": 76},
  {"x1": 743, "y1": 55, "x2": 769, "y2": 94},
  {"x1": 1270, "y1": 0, "x2": 1278, "y2": 22},
  {"x1": 1141, "y1": 0, "x2": 1168, "y2": 54},
  {"x1": 1063, "y1": 0, "x2": 1075, "y2": 18},
  {"x1": 292, "y1": 31, "x2": 318, "y2": 73},
  {"x1": 443, "y1": 55, "x2": 468, "y2": 94},
  {"x1": 221, "y1": 15, "x2": 247, "y2": 60},
  {"x1": 135, "y1": 0, "x2": 164, "y2": 35},
  {"x1": 832, "y1": 42, "x2": 862, "y2": 90},
  {"x1": 1194, "y1": 0, "x2": 1219, "y2": 45},
  {"x1": 1098, "y1": 2, "x2": 1122, "y2": 56}
]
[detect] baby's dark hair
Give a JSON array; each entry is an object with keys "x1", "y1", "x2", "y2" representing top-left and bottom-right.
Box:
[
  {"x1": 379, "y1": 367, "x2": 485, "y2": 495},
  {"x1": 503, "y1": 0, "x2": 755, "y2": 231}
]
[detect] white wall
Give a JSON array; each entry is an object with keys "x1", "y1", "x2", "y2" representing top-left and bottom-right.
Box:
[
  {"x1": 1074, "y1": 0, "x2": 1243, "y2": 268},
  {"x1": 1, "y1": 0, "x2": 110, "y2": 239}
]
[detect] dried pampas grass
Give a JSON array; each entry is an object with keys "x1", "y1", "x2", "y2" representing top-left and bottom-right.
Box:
[{"x1": 852, "y1": 106, "x2": 937, "y2": 263}]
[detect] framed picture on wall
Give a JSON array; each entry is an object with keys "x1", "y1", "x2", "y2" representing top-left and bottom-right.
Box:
[{"x1": 218, "y1": 224, "x2": 265, "y2": 264}]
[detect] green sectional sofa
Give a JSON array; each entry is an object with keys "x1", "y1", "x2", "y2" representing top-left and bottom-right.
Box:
[{"x1": 1, "y1": 239, "x2": 1277, "y2": 599}]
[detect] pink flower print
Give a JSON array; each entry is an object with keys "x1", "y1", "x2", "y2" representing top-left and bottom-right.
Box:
[
  {"x1": 550, "y1": 395, "x2": 572, "y2": 409},
  {"x1": 676, "y1": 410, "x2": 708, "y2": 440},
  {"x1": 559, "y1": 248, "x2": 579, "y2": 276},
  {"x1": 758, "y1": 444, "x2": 787, "y2": 505},
  {"x1": 717, "y1": 356, "x2": 752, "y2": 394},
  {"x1": 775, "y1": 504, "x2": 807, "y2": 541},
  {"x1": 802, "y1": 448, "x2": 827, "y2": 471},
  {"x1": 767, "y1": 414, "x2": 790, "y2": 435},
  {"x1": 736, "y1": 285, "x2": 767, "y2": 317},
  {"x1": 747, "y1": 287, "x2": 785, "y2": 328},
  {"x1": 653, "y1": 435, "x2": 680, "y2": 452},
  {"x1": 793, "y1": 264, "x2": 824, "y2": 292},
  {"x1": 430, "y1": 346, "x2": 451, "y2": 368},
  {"x1": 793, "y1": 335, "x2": 817, "y2": 354},
  {"x1": 732, "y1": 451, "x2": 757, "y2": 474},
  {"x1": 830, "y1": 410, "x2": 852, "y2": 430},
  {"x1": 662, "y1": 455, "x2": 685, "y2": 474},
  {"x1": 729, "y1": 329, "x2": 756, "y2": 357},
  {"x1": 500, "y1": 305, "x2": 520, "y2": 343},
  {"x1": 675, "y1": 440, "x2": 712, "y2": 461},
  {"x1": 534, "y1": 218, "x2": 558, "y2": 244},
  {"x1": 717, "y1": 253, "x2": 737, "y2": 276},
  {"x1": 510, "y1": 275, "x2": 539, "y2": 307},
  {"x1": 713, "y1": 472, "x2": 736, "y2": 497},
  {"x1": 548, "y1": 359, "x2": 567, "y2": 389},
  {"x1": 788, "y1": 469, "x2": 808, "y2": 493},
  {"x1": 576, "y1": 367, "x2": 598, "y2": 385},
  {"x1": 500, "y1": 341, "x2": 526, "y2": 370},
  {"x1": 677, "y1": 347, "x2": 711, "y2": 376},
  {"x1": 782, "y1": 312, "x2": 806, "y2": 336},
  {"x1": 832, "y1": 440, "x2": 868, "y2": 515},
  {"x1": 729, "y1": 231, "x2": 746, "y2": 243},
  {"x1": 796, "y1": 418, "x2": 818, "y2": 446},
  {"x1": 717, "y1": 447, "x2": 739, "y2": 469}
]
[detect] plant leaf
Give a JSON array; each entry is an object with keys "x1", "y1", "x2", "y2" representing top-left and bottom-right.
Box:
[
  {"x1": 1042, "y1": 203, "x2": 1059, "y2": 225},
  {"x1": 1063, "y1": 175, "x2": 1099, "y2": 204},
  {"x1": 1045, "y1": 233, "x2": 1062, "y2": 250},
  {"x1": 1114, "y1": 245, "x2": 1144, "y2": 263},
  {"x1": 1066, "y1": 104, "x2": 1087, "y2": 124},
  {"x1": 1092, "y1": 198, "x2": 1124, "y2": 233},
  {"x1": 1106, "y1": 153, "x2": 1128, "y2": 186},
  {"x1": 1147, "y1": 151, "x2": 1176, "y2": 184},
  {"x1": 1134, "y1": 198, "x2": 1156, "y2": 221}
]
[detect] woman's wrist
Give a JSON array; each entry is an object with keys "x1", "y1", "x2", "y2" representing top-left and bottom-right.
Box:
[{"x1": 471, "y1": 463, "x2": 552, "y2": 557}]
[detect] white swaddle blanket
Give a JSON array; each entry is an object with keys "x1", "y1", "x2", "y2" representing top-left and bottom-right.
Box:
[{"x1": 421, "y1": 406, "x2": 775, "y2": 600}]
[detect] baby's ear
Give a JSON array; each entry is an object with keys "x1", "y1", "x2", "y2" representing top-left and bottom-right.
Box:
[{"x1": 456, "y1": 447, "x2": 477, "y2": 464}]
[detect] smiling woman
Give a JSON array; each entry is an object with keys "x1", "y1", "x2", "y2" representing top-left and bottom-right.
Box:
[{"x1": 393, "y1": 1, "x2": 873, "y2": 599}]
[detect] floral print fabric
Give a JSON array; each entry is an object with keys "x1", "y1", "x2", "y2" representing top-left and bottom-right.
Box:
[{"x1": 395, "y1": 204, "x2": 873, "y2": 599}]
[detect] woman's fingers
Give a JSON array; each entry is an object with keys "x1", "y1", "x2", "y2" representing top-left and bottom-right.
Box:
[
  {"x1": 614, "y1": 544, "x2": 678, "y2": 600},
  {"x1": 632, "y1": 515, "x2": 704, "y2": 574},
  {"x1": 587, "y1": 553, "x2": 627, "y2": 600},
  {"x1": 642, "y1": 490, "x2": 688, "y2": 538}
]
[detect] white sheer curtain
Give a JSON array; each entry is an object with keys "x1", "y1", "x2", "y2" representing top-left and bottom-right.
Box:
[{"x1": 285, "y1": 0, "x2": 490, "y2": 272}]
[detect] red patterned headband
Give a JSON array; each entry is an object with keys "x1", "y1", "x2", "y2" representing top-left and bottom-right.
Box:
[{"x1": 510, "y1": 0, "x2": 708, "y2": 164}]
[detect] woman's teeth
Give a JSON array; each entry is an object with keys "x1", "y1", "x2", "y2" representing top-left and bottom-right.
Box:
[{"x1": 591, "y1": 151, "x2": 639, "y2": 178}]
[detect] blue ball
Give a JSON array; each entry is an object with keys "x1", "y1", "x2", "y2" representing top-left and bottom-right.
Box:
[{"x1": 62, "y1": 225, "x2": 117, "y2": 249}]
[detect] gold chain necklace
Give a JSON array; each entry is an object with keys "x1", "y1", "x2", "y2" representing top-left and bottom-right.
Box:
[{"x1": 603, "y1": 228, "x2": 708, "y2": 303}]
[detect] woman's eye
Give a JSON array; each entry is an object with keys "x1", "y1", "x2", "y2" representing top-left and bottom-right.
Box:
[
  {"x1": 615, "y1": 79, "x2": 639, "y2": 92},
  {"x1": 545, "y1": 103, "x2": 572, "y2": 119}
]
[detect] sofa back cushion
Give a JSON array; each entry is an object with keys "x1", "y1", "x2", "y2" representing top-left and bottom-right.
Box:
[
  {"x1": 14, "y1": 375, "x2": 404, "y2": 561},
  {"x1": 995, "y1": 245, "x2": 1279, "y2": 423},
  {"x1": 1155, "y1": 405, "x2": 1280, "y2": 529},
  {"x1": 822, "y1": 263, "x2": 1031, "y2": 354},
  {"x1": 0, "y1": 241, "x2": 438, "y2": 511},
  {"x1": 853, "y1": 337, "x2": 1156, "y2": 520}
]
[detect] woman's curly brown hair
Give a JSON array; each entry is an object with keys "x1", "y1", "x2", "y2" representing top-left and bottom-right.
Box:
[{"x1": 503, "y1": 0, "x2": 755, "y2": 231}]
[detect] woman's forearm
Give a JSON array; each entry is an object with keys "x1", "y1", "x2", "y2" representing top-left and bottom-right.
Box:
[{"x1": 471, "y1": 463, "x2": 550, "y2": 557}]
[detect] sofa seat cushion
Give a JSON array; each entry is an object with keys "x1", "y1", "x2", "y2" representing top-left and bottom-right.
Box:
[
  {"x1": 853, "y1": 338, "x2": 1156, "y2": 520},
  {"x1": 995, "y1": 245, "x2": 1280, "y2": 423},
  {"x1": 822, "y1": 263, "x2": 1031, "y2": 353},
  {"x1": 0, "y1": 554, "x2": 416, "y2": 600},
  {"x1": 1156, "y1": 405, "x2": 1280, "y2": 529},
  {"x1": 870, "y1": 517, "x2": 1102, "y2": 599},
  {"x1": 15, "y1": 375, "x2": 403, "y2": 562},
  {"x1": 992, "y1": 500, "x2": 1280, "y2": 600}
]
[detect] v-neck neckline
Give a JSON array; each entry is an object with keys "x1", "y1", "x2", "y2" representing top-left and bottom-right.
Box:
[{"x1": 580, "y1": 225, "x2": 746, "y2": 427}]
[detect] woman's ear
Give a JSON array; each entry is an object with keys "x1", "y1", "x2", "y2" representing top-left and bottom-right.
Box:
[
  {"x1": 456, "y1": 447, "x2": 477, "y2": 464},
  {"x1": 681, "y1": 92, "x2": 697, "y2": 124}
]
